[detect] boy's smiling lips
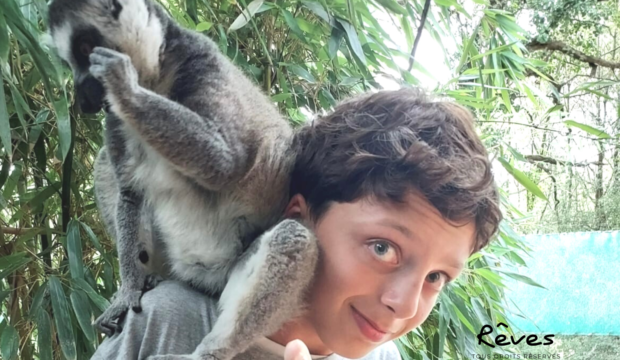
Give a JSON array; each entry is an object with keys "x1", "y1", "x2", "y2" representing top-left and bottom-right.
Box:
[{"x1": 351, "y1": 305, "x2": 395, "y2": 342}]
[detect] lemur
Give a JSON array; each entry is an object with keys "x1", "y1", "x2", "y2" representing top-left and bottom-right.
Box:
[{"x1": 48, "y1": 0, "x2": 319, "y2": 359}]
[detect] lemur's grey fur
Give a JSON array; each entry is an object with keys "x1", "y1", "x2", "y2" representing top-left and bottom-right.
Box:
[{"x1": 48, "y1": 0, "x2": 319, "y2": 358}]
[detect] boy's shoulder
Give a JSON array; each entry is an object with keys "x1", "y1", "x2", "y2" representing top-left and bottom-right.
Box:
[{"x1": 330, "y1": 341, "x2": 401, "y2": 360}]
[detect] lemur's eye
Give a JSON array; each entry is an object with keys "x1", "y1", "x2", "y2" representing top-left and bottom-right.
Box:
[{"x1": 80, "y1": 42, "x2": 93, "y2": 57}]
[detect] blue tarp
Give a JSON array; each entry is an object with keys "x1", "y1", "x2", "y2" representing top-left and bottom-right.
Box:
[{"x1": 504, "y1": 231, "x2": 620, "y2": 335}]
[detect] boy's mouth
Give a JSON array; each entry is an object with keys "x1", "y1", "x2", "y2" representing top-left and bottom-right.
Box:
[{"x1": 351, "y1": 305, "x2": 391, "y2": 343}]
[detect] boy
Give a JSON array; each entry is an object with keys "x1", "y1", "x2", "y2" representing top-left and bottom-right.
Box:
[{"x1": 92, "y1": 88, "x2": 501, "y2": 360}]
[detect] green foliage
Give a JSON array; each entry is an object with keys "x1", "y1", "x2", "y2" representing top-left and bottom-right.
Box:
[{"x1": 0, "y1": 0, "x2": 548, "y2": 359}]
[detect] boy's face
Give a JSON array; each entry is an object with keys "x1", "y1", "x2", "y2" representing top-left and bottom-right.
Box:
[{"x1": 280, "y1": 192, "x2": 475, "y2": 358}]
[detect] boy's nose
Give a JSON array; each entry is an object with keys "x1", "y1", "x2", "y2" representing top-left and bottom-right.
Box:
[{"x1": 380, "y1": 273, "x2": 425, "y2": 319}]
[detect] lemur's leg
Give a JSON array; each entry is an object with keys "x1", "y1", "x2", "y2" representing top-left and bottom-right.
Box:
[
  {"x1": 148, "y1": 219, "x2": 319, "y2": 360},
  {"x1": 93, "y1": 113, "x2": 152, "y2": 336},
  {"x1": 89, "y1": 47, "x2": 252, "y2": 192}
]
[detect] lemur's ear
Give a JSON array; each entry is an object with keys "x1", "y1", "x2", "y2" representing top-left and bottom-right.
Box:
[{"x1": 108, "y1": 0, "x2": 123, "y2": 19}]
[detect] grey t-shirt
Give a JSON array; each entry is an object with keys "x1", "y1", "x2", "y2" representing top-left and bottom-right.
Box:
[{"x1": 92, "y1": 281, "x2": 401, "y2": 360}]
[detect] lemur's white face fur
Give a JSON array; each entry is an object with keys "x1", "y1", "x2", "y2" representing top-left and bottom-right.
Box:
[{"x1": 49, "y1": 0, "x2": 164, "y2": 81}]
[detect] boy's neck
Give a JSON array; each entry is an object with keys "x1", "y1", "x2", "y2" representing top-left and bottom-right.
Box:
[{"x1": 267, "y1": 315, "x2": 333, "y2": 356}]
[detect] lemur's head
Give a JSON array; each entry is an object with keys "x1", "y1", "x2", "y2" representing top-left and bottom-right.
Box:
[{"x1": 48, "y1": 0, "x2": 164, "y2": 113}]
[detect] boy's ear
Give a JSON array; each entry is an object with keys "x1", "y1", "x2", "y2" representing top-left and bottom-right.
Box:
[{"x1": 284, "y1": 194, "x2": 310, "y2": 221}]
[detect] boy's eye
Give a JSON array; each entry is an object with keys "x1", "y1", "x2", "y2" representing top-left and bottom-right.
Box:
[
  {"x1": 368, "y1": 240, "x2": 398, "y2": 265},
  {"x1": 427, "y1": 272, "x2": 450, "y2": 289}
]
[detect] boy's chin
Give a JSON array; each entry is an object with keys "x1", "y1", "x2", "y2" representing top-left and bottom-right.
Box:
[{"x1": 318, "y1": 331, "x2": 381, "y2": 359}]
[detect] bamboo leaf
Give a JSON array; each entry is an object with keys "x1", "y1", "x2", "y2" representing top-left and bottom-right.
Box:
[
  {"x1": 374, "y1": 0, "x2": 407, "y2": 15},
  {"x1": 475, "y1": 268, "x2": 504, "y2": 287},
  {"x1": 2, "y1": 161, "x2": 22, "y2": 199},
  {"x1": 328, "y1": 27, "x2": 344, "y2": 59},
  {"x1": 287, "y1": 64, "x2": 316, "y2": 83},
  {"x1": 72, "y1": 278, "x2": 110, "y2": 312},
  {"x1": 70, "y1": 290, "x2": 96, "y2": 343},
  {"x1": 336, "y1": 19, "x2": 367, "y2": 65},
  {"x1": 29, "y1": 281, "x2": 48, "y2": 319},
  {"x1": 55, "y1": 97, "x2": 72, "y2": 161},
  {"x1": 80, "y1": 222, "x2": 104, "y2": 254},
  {"x1": 496, "y1": 270, "x2": 546, "y2": 289},
  {"x1": 36, "y1": 310, "x2": 53, "y2": 360},
  {"x1": 228, "y1": 0, "x2": 264, "y2": 32},
  {"x1": 195, "y1": 21, "x2": 212, "y2": 32},
  {"x1": 498, "y1": 157, "x2": 547, "y2": 201},
  {"x1": 0, "y1": 8, "x2": 9, "y2": 62},
  {"x1": 302, "y1": 1, "x2": 331, "y2": 24},
  {"x1": 67, "y1": 219, "x2": 84, "y2": 280},
  {"x1": 0, "y1": 65, "x2": 11, "y2": 160},
  {"x1": 281, "y1": 9, "x2": 306, "y2": 42},
  {"x1": 0, "y1": 252, "x2": 30, "y2": 280},
  {"x1": 564, "y1": 120, "x2": 611, "y2": 139},
  {"x1": 270, "y1": 93, "x2": 292, "y2": 102},
  {"x1": 49, "y1": 277, "x2": 77, "y2": 360},
  {"x1": 0, "y1": 324, "x2": 18, "y2": 360}
]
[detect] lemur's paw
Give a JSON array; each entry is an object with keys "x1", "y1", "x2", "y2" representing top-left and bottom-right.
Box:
[
  {"x1": 268, "y1": 219, "x2": 318, "y2": 264},
  {"x1": 144, "y1": 274, "x2": 164, "y2": 292},
  {"x1": 89, "y1": 47, "x2": 139, "y2": 96},
  {"x1": 148, "y1": 354, "x2": 217, "y2": 360},
  {"x1": 93, "y1": 288, "x2": 143, "y2": 336}
]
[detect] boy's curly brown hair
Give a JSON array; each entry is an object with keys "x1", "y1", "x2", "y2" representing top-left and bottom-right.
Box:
[{"x1": 291, "y1": 88, "x2": 502, "y2": 253}]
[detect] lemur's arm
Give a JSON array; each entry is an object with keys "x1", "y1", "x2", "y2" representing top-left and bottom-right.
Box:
[
  {"x1": 89, "y1": 47, "x2": 249, "y2": 191},
  {"x1": 93, "y1": 113, "x2": 153, "y2": 336},
  {"x1": 149, "y1": 219, "x2": 319, "y2": 360}
]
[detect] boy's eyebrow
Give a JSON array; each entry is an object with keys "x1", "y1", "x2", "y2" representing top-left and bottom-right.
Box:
[{"x1": 379, "y1": 220, "x2": 413, "y2": 239}]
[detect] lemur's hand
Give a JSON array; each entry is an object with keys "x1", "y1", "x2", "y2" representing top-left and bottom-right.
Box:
[
  {"x1": 89, "y1": 47, "x2": 139, "y2": 105},
  {"x1": 284, "y1": 340, "x2": 311, "y2": 360}
]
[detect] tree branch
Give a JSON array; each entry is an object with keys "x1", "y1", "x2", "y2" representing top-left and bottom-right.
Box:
[
  {"x1": 526, "y1": 39, "x2": 620, "y2": 70},
  {"x1": 1, "y1": 227, "x2": 63, "y2": 236},
  {"x1": 525, "y1": 154, "x2": 605, "y2": 167},
  {"x1": 408, "y1": 0, "x2": 431, "y2": 72}
]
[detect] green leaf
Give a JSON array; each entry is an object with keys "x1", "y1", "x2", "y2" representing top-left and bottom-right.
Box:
[
  {"x1": 72, "y1": 278, "x2": 110, "y2": 312},
  {"x1": 0, "y1": 252, "x2": 30, "y2": 280},
  {"x1": 0, "y1": 290, "x2": 9, "y2": 303},
  {"x1": 49, "y1": 277, "x2": 77, "y2": 360},
  {"x1": 54, "y1": 97, "x2": 72, "y2": 161},
  {"x1": 27, "y1": 181, "x2": 61, "y2": 210},
  {"x1": 498, "y1": 157, "x2": 548, "y2": 201},
  {"x1": 270, "y1": 93, "x2": 292, "y2": 102},
  {"x1": 80, "y1": 222, "x2": 104, "y2": 254},
  {"x1": 287, "y1": 64, "x2": 316, "y2": 83},
  {"x1": 2, "y1": 161, "x2": 22, "y2": 199},
  {"x1": 328, "y1": 27, "x2": 344, "y2": 60},
  {"x1": 336, "y1": 19, "x2": 367, "y2": 65},
  {"x1": 374, "y1": 0, "x2": 407, "y2": 15},
  {"x1": 469, "y1": 42, "x2": 518, "y2": 62},
  {"x1": 281, "y1": 9, "x2": 306, "y2": 42},
  {"x1": 0, "y1": 324, "x2": 18, "y2": 360},
  {"x1": 0, "y1": 8, "x2": 9, "y2": 62},
  {"x1": 36, "y1": 310, "x2": 53, "y2": 360},
  {"x1": 302, "y1": 1, "x2": 331, "y2": 24},
  {"x1": 67, "y1": 219, "x2": 84, "y2": 279},
  {"x1": 495, "y1": 14, "x2": 526, "y2": 39},
  {"x1": 29, "y1": 281, "x2": 48, "y2": 319},
  {"x1": 0, "y1": 65, "x2": 11, "y2": 160},
  {"x1": 564, "y1": 120, "x2": 611, "y2": 139},
  {"x1": 475, "y1": 268, "x2": 504, "y2": 287},
  {"x1": 228, "y1": 0, "x2": 264, "y2": 32},
  {"x1": 70, "y1": 290, "x2": 96, "y2": 343},
  {"x1": 496, "y1": 270, "x2": 546, "y2": 289},
  {"x1": 195, "y1": 21, "x2": 212, "y2": 32}
]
